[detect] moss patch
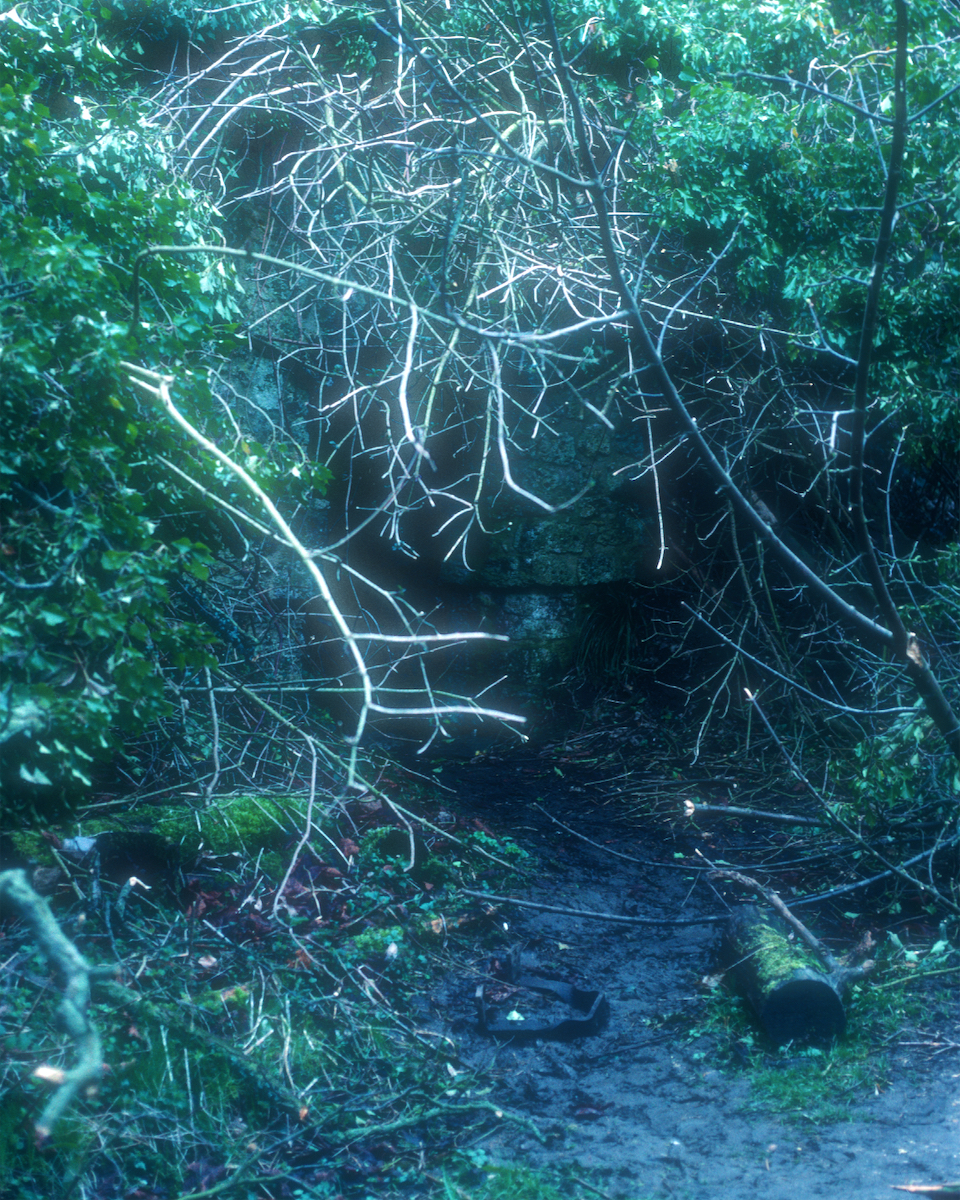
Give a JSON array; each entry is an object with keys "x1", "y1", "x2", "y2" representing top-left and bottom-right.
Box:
[{"x1": 147, "y1": 793, "x2": 306, "y2": 879}]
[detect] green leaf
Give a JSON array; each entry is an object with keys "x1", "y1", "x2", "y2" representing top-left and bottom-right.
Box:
[{"x1": 19, "y1": 764, "x2": 52, "y2": 786}]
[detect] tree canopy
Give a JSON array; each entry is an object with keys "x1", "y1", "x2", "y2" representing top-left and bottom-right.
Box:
[{"x1": 2, "y1": 0, "x2": 960, "y2": 821}]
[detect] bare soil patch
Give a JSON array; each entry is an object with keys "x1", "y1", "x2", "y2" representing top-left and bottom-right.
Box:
[{"x1": 427, "y1": 752, "x2": 960, "y2": 1200}]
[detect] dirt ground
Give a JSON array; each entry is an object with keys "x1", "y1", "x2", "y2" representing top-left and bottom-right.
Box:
[{"x1": 423, "y1": 753, "x2": 960, "y2": 1200}]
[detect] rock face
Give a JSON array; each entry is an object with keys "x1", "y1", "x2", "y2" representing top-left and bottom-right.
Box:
[
  {"x1": 216, "y1": 238, "x2": 663, "y2": 736},
  {"x1": 470, "y1": 494, "x2": 652, "y2": 591}
]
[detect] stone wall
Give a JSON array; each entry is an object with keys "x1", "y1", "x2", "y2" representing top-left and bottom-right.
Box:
[{"x1": 215, "y1": 239, "x2": 663, "y2": 738}]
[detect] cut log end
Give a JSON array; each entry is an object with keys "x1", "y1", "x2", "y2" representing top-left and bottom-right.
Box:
[
  {"x1": 760, "y1": 972, "x2": 847, "y2": 1044},
  {"x1": 723, "y1": 904, "x2": 849, "y2": 1045}
]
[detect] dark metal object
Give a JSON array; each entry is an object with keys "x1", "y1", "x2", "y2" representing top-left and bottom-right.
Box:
[{"x1": 475, "y1": 974, "x2": 608, "y2": 1040}]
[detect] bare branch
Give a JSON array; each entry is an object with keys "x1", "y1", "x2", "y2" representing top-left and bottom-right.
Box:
[{"x1": 0, "y1": 870, "x2": 104, "y2": 1141}]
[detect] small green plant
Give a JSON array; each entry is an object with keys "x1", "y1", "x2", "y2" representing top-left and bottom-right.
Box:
[
  {"x1": 442, "y1": 1156, "x2": 607, "y2": 1200},
  {"x1": 350, "y1": 924, "x2": 404, "y2": 960},
  {"x1": 467, "y1": 830, "x2": 530, "y2": 866}
]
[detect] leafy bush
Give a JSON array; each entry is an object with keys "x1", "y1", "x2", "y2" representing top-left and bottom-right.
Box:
[
  {"x1": 0, "y1": 2, "x2": 243, "y2": 807},
  {"x1": 99, "y1": 0, "x2": 369, "y2": 48}
]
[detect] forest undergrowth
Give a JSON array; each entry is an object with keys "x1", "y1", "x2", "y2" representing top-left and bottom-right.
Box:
[{"x1": 3, "y1": 713, "x2": 958, "y2": 1200}]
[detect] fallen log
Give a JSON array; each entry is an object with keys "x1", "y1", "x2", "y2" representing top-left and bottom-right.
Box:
[{"x1": 722, "y1": 904, "x2": 851, "y2": 1044}]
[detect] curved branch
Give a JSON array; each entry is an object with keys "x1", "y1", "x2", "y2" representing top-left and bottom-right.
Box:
[
  {"x1": 129, "y1": 244, "x2": 413, "y2": 338},
  {"x1": 846, "y1": 0, "x2": 960, "y2": 758},
  {"x1": 0, "y1": 870, "x2": 104, "y2": 1141},
  {"x1": 720, "y1": 70, "x2": 896, "y2": 125},
  {"x1": 542, "y1": 0, "x2": 960, "y2": 760},
  {"x1": 539, "y1": 0, "x2": 893, "y2": 653},
  {"x1": 123, "y1": 362, "x2": 375, "y2": 746}
]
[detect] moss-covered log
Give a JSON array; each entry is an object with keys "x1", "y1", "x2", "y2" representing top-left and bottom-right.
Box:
[{"x1": 722, "y1": 905, "x2": 847, "y2": 1044}]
